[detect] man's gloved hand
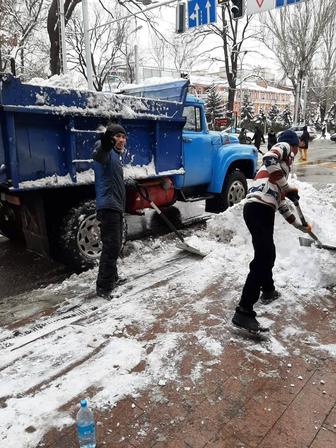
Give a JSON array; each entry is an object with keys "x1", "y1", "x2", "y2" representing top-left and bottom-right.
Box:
[
  {"x1": 125, "y1": 177, "x2": 138, "y2": 190},
  {"x1": 298, "y1": 223, "x2": 312, "y2": 234},
  {"x1": 285, "y1": 187, "x2": 300, "y2": 203}
]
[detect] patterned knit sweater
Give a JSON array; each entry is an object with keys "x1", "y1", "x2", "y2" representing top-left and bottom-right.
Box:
[{"x1": 246, "y1": 142, "x2": 301, "y2": 228}]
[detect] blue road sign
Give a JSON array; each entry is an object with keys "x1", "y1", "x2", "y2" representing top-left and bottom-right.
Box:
[
  {"x1": 188, "y1": 0, "x2": 216, "y2": 29},
  {"x1": 275, "y1": 0, "x2": 303, "y2": 7}
]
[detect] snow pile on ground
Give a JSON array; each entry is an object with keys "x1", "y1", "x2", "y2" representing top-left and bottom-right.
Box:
[{"x1": 0, "y1": 180, "x2": 335, "y2": 447}]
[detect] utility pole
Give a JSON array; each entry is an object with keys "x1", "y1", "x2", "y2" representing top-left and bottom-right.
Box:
[
  {"x1": 134, "y1": 44, "x2": 140, "y2": 83},
  {"x1": 59, "y1": 0, "x2": 68, "y2": 74},
  {"x1": 82, "y1": 0, "x2": 94, "y2": 90},
  {"x1": 294, "y1": 82, "x2": 300, "y2": 125},
  {"x1": 302, "y1": 76, "x2": 308, "y2": 124},
  {"x1": 238, "y1": 51, "x2": 247, "y2": 124}
]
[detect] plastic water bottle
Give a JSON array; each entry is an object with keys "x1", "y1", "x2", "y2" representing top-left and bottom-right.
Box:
[{"x1": 76, "y1": 399, "x2": 96, "y2": 448}]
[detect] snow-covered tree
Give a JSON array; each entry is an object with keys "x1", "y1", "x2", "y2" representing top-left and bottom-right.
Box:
[
  {"x1": 325, "y1": 101, "x2": 336, "y2": 131},
  {"x1": 203, "y1": 6, "x2": 255, "y2": 118},
  {"x1": 267, "y1": 104, "x2": 280, "y2": 123},
  {"x1": 205, "y1": 84, "x2": 225, "y2": 130},
  {"x1": 279, "y1": 104, "x2": 292, "y2": 128},
  {"x1": 0, "y1": 0, "x2": 46, "y2": 77},
  {"x1": 259, "y1": 0, "x2": 336, "y2": 122},
  {"x1": 253, "y1": 108, "x2": 268, "y2": 132},
  {"x1": 66, "y1": 8, "x2": 129, "y2": 91},
  {"x1": 168, "y1": 32, "x2": 205, "y2": 75},
  {"x1": 240, "y1": 94, "x2": 254, "y2": 129}
]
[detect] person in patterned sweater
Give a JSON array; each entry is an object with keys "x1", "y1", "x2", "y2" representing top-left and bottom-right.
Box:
[{"x1": 232, "y1": 130, "x2": 312, "y2": 333}]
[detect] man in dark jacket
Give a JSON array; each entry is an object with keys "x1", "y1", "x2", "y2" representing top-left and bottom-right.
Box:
[
  {"x1": 252, "y1": 126, "x2": 265, "y2": 154},
  {"x1": 299, "y1": 126, "x2": 310, "y2": 161},
  {"x1": 267, "y1": 130, "x2": 277, "y2": 150},
  {"x1": 93, "y1": 123, "x2": 127, "y2": 298}
]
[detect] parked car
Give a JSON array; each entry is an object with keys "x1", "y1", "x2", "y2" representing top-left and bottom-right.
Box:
[
  {"x1": 277, "y1": 126, "x2": 317, "y2": 141},
  {"x1": 224, "y1": 127, "x2": 254, "y2": 144},
  {"x1": 330, "y1": 133, "x2": 336, "y2": 142}
]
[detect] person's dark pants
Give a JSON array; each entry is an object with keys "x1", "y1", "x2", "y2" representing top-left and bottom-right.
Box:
[
  {"x1": 96, "y1": 209, "x2": 123, "y2": 294},
  {"x1": 239, "y1": 202, "x2": 276, "y2": 312}
]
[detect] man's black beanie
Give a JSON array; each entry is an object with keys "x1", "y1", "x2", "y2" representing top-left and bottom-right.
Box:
[{"x1": 106, "y1": 123, "x2": 126, "y2": 137}]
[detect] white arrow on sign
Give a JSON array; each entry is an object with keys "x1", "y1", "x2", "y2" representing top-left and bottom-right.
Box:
[
  {"x1": 190, "y1": 3, "x2": 200, "y2": 27},
  {"x1": 205, "y1": 0, "x2": 211, "y2": 24}
]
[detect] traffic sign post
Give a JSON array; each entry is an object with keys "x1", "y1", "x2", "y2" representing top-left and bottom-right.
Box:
[{"x1": 188, "y1": 0, "x2": 217, "y2": 29}]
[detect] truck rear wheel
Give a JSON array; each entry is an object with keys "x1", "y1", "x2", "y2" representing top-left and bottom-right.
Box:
[
  {"x1": 205, "y1": 170, "x2": 247, "y2": 213},
  {"x1": 0, "y1": 202, "x2": 24, "y2": 240},
  {"x1": 56, "y1": 200, "x2": 127, "y2": 272}
]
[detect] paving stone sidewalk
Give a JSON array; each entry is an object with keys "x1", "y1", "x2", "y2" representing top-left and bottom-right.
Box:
[{"x1": 37, "y1": 285, "x2": 336, "y2": 448}]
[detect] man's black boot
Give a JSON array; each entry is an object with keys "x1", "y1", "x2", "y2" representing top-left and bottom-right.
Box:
[
  {"x1": 232, "y1": 307, "x2": 261, "y2": 332},
  {"x1": 260, "y1": 290, "x2": 281, "y2": 304},
  {"x1": 96, "y1": 286, "x2": 115, "y2": 300}
]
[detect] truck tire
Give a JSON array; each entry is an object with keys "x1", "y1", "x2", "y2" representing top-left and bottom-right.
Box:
[
  {"x1": 205, "y1": 170, "x2": 247, "y2": 213},
  {"x1": 57, "y1": 200, "x2": 127, "y2": 272},
  {"x1": 0, "y1": 202, "x2": 24, "y2": 240}
]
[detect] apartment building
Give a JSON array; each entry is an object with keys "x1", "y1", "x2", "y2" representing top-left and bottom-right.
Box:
[{"x1": 189, "y1": 75, "x2": 294, "y2": 119}]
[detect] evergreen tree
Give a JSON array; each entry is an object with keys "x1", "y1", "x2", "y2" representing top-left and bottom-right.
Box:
[
  {"x1": 240, "y1": 93, "x2": 254, "y2": 129},
  {"x1": 325, "y1": 101, "x2": 336, "y2": 131},
  {"x1": 279, "y1": 104, "x2": 292, "y2": 128},
  {"x1": 253, "y1": 108, "x2": 268, "y2": 132},
  {"x1": 267, "y1": 104, "x2": 282, "y2": 132},
  {"x1": 267, "y1": 104, "x2": 280, "y2": 123},
  {"x1": 205, "y1": 84, "x2": 224, "y2": 130}
]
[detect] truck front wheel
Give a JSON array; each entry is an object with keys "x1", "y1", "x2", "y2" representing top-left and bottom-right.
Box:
[{"x1": 205, "y1": 170, "x2": 247, "y2": 213}]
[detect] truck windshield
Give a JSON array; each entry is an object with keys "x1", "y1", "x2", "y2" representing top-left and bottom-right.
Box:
[{"x1": 183, "y1": 106, "x2": 202, "y2": 132}]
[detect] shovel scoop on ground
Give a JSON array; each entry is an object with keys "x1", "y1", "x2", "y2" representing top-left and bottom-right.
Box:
[{"x1": 299, "y1": 237, "x2": 336, "y2": 251}]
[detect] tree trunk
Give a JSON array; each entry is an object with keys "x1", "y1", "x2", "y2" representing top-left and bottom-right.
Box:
[{"x1": 47, "y1": 0, "x2": 82, "y2": 75}]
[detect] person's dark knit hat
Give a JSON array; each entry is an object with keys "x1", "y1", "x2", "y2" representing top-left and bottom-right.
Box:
[
  {"x1": 277, "y1": 129, "x2": 299, "y2": 146},
  {"x1": 105, "y1": 123, "x2": 126, "y2": 137}
]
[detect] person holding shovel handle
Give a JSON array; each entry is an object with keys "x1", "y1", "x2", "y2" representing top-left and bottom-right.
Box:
[
  {"x1": 93, "y1": 123, "x2": 127, "y2": 299},
  {"x1": 232, "y1": 130, "x2": 312, "y2": 333}
]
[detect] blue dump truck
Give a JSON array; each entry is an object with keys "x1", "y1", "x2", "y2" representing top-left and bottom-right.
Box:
[{"x1": 0, "y1": 74, "x2": 258, "y2": 269}]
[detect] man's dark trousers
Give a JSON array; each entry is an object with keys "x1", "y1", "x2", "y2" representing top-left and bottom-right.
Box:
[
  {"x1": 96, "y1": 209, "x2": 123, "y2": 294},
  {"x1": 239, "y1": 202, "x2": 276, "y2": 312}
]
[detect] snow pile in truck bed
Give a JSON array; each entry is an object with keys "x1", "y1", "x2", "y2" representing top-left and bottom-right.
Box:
[
  {"x1": 0, "y1": 180, "x2": 335, "y2": 447},
  {"x1": 26, "y1": 75, "x2": 181, "y2": 120}
]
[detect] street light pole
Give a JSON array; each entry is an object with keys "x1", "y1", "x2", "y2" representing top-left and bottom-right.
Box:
[
  {"x1": 82, "y1": 0, "x2": 94, "y2": 90},
  {"x1": 238, "y1": 51, "x2": 247, "y2": 126}
]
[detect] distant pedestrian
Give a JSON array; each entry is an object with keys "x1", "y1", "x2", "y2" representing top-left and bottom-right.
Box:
[
  {"x1": 93, "y1": 123, "x2": 127, "y2": 299},
  {"x1": 267, "y1": 130, "x2": 277, "y2": 150},
  {"x1": 252, "y1": 126, "x2": 265, "y2": 154},
  {"x1": 232, "y1": 130, "x2": 312, "y2": 333},
  {"x1": 321, "y1": 124, "x2": 326, "y2": 139},
  {"x1": 238, "y1": 128, "x2": 247, "y2": 144},
  {"x1": 299, "y1": 125, "x2": 310, "y2": 161}
]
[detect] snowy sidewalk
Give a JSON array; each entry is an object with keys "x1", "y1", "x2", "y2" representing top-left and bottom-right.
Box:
[{"x1": 37, "y1": 283, "x2": 336, "y2": 448}]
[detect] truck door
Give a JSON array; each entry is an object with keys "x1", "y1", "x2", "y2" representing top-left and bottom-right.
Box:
[{"x1": 181, "y1": 105, "x2": 213, "y2": 186}]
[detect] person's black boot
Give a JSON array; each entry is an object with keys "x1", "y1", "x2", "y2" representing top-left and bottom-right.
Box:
[
  {"x1": 115, "y1": 276, "x2": 127, "y2": 286},
  {"x1": 96, "y1": 287, "x2": 114, "y2": 300},
  {"x1": 232, "y1": 307, "x2": 261, "y2": 333},
  {"x1": 260, "y1": 289, "x2": 281, "y2": 304}
]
